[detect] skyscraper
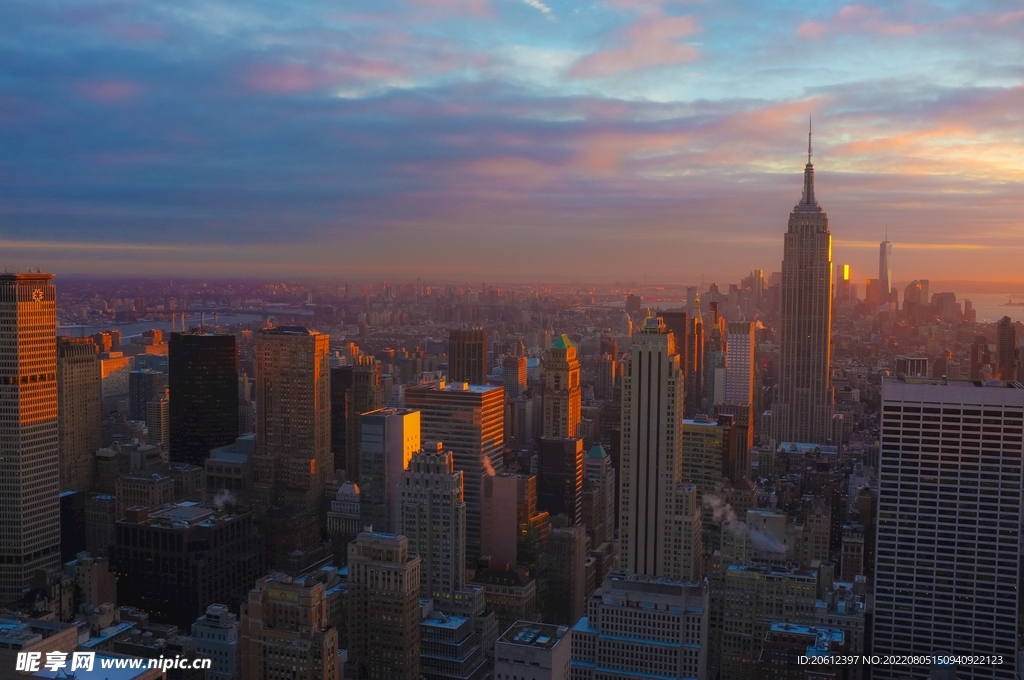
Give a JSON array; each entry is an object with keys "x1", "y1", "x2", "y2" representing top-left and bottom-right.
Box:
[
  {"x1": 169, "y1": 331, "x2": 238, "y2": 466},
  {"x1": 254, "y1": 327, "x2": 331, "y2": 568},
  {"x1": 536, "y1": 437, "x2": 583, "y2": 525},
  {"x1": 145, "y1": 394, "x2": 169, "y2": 448},
  {"x1": 481, "y1": 473, "x2": 535, "y2": 567},
  {"x1": 542, "y1": 521, "x2": 587, "y2": 626},
  {"x1": 241, "y1": 574, "x2": 341, "y2": 680},
  {"x1": 405, "y1": 382, "x2": 504, "y2": 559},
  {"x1": 771, "y1": 128, "x2": 835, "y2": 445},
  {"x1": 681, "y1": 414, "x2": 738, "y2": 502},
  {"x1": 344, "y1": 356, "x2": 385, "y2": 480},
  {"x1": 360, "y1": 408, "x2": 420, "y2": 533},
  {"x1": 0, "y1": 272, "x2": 61, "y2": 602},
  {"x1": 330, "y1": 364, "x2": 353, "y2": 473},
  {"x1": 583, "y1": 444, "x2": 616, "y2": 547},
  {"x1": 873, "y1": 378, "x2": 1024, "y2": 680},
  {"x1": 879, "y1": 237, "x2": 892, "y2": 293},
  {"x1": 685, "y1": 300, "x2": 704, "y2": 416},
  {"x1": 703, "y1": 311, "x2": 728, "y2": 409},
  {"x1": 128, "y1": 368, "x2": 167, "y2": 421},
  {"x1": 502, "y1": 355, "x2": 527, "y2": 399},
  {"x1": 542, "y1": 335, "x2": 581, "y2": 439},
  {"x1": 725, "y1": 321, "x2": 756, "y2": 406},
  {"x1": 996, "y1": 316, "x2": 1020, "y2": 381},
  {"x1": 347, "y1": 533, "x2": 422, "y2": 680},
  {"x1": 400, "y1": 446, "x2": 466, "y2": 606},
  {"x1": 57, "y1": 336, "x2": 101, "y2": 491},
  {"x1": 449, "y1": 328, "x2": 488, "y2": 385},
  {"x1": 619, "y1": 315, "x2": 687, "y2": 578}
]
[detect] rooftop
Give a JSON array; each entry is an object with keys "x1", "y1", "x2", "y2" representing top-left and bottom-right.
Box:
[
  {"x1": 500, "y1": 621, "x2": 567, "y2": 649},
  {"x1": 777, "y1": 442, "x2": 839, "y2": 456},
  {"x1": 551, "y1": 334, "x2": 575, "y2": 350},
  {"x1": 423, "y1": 612, "x2": 469, "y2": 630},
  {"x1": 768, "y1": 622, "x2": 844, "y2": 655},
  {"x1": 259, "y1": 325, "x2": 318, "y2": 336},
  {"x1": 409, "y1": 381, "x2": 502, "y2": 394}
]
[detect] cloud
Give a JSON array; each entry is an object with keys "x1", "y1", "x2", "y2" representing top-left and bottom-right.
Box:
[
  {"x1": 796, "y1": 4, "x2": 1024, "y2": 41},
  {"x1": 521, "y1": 0, "x2": 553, "y2": 17},
  {"x1": 4, "y1": 0, "x2": 1024, "y2": 282},
  {"x1": 569, "y1": 11, "x2": 699, "y2": 78}
]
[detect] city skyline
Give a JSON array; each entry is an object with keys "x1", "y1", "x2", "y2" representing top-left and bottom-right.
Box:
[{"x1": 3, "y1": 0, "x2": 1024, "y2": 281}]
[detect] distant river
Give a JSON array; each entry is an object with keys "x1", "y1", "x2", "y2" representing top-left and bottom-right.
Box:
[
  {"x1": 59, "y1": 312, "x2": 273, "y2": 338},
  {"x1": 959, "y1": 293, "x2": 1024, "y2": 324}
]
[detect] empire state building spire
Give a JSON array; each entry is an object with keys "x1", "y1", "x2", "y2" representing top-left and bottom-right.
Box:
[{"x1": 799, "y1": 117, "x2": 819, "y2": 210}]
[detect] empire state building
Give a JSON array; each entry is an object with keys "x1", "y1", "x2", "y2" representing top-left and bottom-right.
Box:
[{"x1": 771, "y1": 127, "x2": 835, "y2": 445}]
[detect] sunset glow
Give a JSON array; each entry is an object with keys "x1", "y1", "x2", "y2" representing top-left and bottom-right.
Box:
[{"x1": 2, "y1": 0, "x2": 1023, "y2": 283}]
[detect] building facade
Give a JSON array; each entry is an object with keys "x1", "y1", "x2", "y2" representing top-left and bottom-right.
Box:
[
  {"x1": 406, "y1": 382, "x2": 504, "y2": 559},
  {"x1": 57, "y1": 336, "x2": 101, "y2": 492},
  {"x1": 240, "y1": 574, "x2": 340, "y2": 680},
  {"x1": 347, "y1": 533, "x2": 422, "y2": 680},
  {"x1": 570, "y1": 573, "x2": 708, "y2": 680},
  {"x1": 537, "y1": 437, "x2": 584, "y2": 525},
  {"x1": 400, "y1": 446, "x2": 466, "y2": 605},
  {"x1": 254, "y1": 327, "x2": 331, "y2": 511},
  {"x1": 449, "y1": 328, "x2": 488, "y2": 386},
  {"x1": 110, "y1": 503, "x2": 264, "y2": 629},
  {"x1": 872, "y1": 378, "x2": 1024, "y2": 680},
  {"x1": 619, "y1": 316, "x2": 685, "y2": 578},
  {"x1": 193, "y1": 604, "x2": 240, "y2": 680},
  {"x1": 169, "y1": 331, "x2": 239, "y2": 466},
  {"x1": 543, "y1": 335, "x2": 582, "y2": 439},
  {"x1": 359, "y1": 408, "x2": 420, "y2": 533},
  {"x1": 0, "y1": 272, "x2": 61, "y2": 602}
]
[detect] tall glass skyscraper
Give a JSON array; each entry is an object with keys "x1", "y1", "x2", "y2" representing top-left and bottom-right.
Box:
[
  {"x1": 0, "y1": 272, "x2": 61, "y2": 601},
  {"x1": 771, "y1": 129, "x2": 835, "y2": 445},
  {"x1": 169, "y1": 331, "x2": 238, "y2": 466},
  {"x1": 873, "y1": 378, "x2": 1024, "y2": 679}
]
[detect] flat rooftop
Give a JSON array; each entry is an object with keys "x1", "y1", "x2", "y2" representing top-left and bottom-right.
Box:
[{"x1": 500, "y1": 621, "x2": 566, "y2": 649}]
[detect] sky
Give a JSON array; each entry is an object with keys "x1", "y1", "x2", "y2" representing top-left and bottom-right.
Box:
[{"x1": 2, "y1": 0, "x2": 1024, "y2": 284}]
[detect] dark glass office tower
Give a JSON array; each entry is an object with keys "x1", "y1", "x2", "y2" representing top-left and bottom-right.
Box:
[
  {"x1": 169, "y1": 331, "x2": 238, "y2": 466},
  {"x1": 448, "y1": 328, "x2": 488, "y2": 385}
]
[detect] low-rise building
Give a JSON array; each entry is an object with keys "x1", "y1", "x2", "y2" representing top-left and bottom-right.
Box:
[
  {"x1": 496, "y1": 621, "x2": 570, "y2": 680},
  {"x1": 471, "y1": 566, "x2": 537, "y2": 635},
  {"x1": 192, "y1": 604, "x2": 239, "y2": 680},
  {"x1": 570, "y1": 572, "x2": 708, "y2": 680}
]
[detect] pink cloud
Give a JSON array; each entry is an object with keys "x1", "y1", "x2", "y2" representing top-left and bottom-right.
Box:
[
  {"x1": 797, "y1": 4, "x2": 1024, "y2": 40},
  {"x1": 75, "y1": 80, "x2": 143, "y2": 104},
  {"x1": 796, "y1": 22, "x2": 826, "y2": 39},
  {"x1": 569, "y1": 11, "x2": 699, "y2": 78}
]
